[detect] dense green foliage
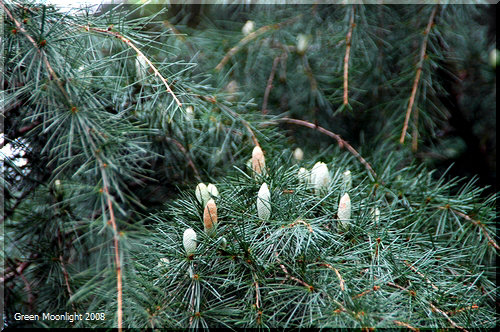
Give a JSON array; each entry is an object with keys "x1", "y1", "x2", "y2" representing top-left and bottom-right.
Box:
[{"x1": 2, "y1": 1, "x2": 497, "y2": 329}]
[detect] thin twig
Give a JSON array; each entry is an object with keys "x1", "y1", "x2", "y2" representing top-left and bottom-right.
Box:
[
  {"x1": 394, "y1": 320, "x2": 419, "y2": 331},
  {"x1": 446, "y1": 305, "x2": 478, "y2": 316},
  {"x1": 353, "y1": 285, "x2": 379, "y2": 299},
  {"x1": 164, "y1": 137, "x2": 201, "y2": 181},
  {"x1": 98, "y1": 165, "x2": 123, "y2": 332},
  {"x1": 277, "y1": 117, "x2": 378, "y2": 180},
  {"x1": 429, "y1": 302, "x2": 469, "y2": 332},
  {"x1": 82, "y1": 26, "x2": 182, "y2": 108},
  {"x1": 319, "y1": 263, "x2": 345, "y2": 291},
  {"x1": 404, "y1": 260, "x2": 439, "y2": 291},
  {"x1": 400, "y1": 6, "x2": 438, "y2": 144},
  {"x1": 438, "y1": 206, "x2": 499, "y2": 250},
  {"x1": 215, "y1": 14, "x2": 303, "y2": 72},
  {"x1": 344, "y1": 6, "x2": 355, "y2": 105},
  {"x1": 57, "y1": 228, "x2": 77, "y2": 313},
  {"x1": 262, "y1": 55, "x2": 281, "y2": 114},
  {"x1": 1, "y1": 1, "x2": 71, "y2": 103},
  {"x1": 274, "y1": 252, "x2": 313, "y2": 291},
  {"x1": 288, "y1": 219, "x2": 313, "y2": 233},
  {"x1": 412, "y1": 106, "x2": 419, "y2": 152},
  {"x1": 1, "y1": 254, "x2": 39, "y2": 283}
]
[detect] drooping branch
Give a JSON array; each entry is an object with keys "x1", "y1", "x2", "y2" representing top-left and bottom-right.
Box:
[
  {"x1": 165, "y1": 136, "x2": 201, "y2": 181},
  {"x1": 438, "y1": 206, "x2": 499, "y2": 250},
  {"x1": 277, "y1": 117, "x2": 378, "y2": 180},
  {"x1": 343, "y1": 6, "x2": 355, "y2": 105},
  {"x1": 262, "y1": 55, "x2": 281, "y2": 114},
  {"x1": 400, "y1": 6, "x2": 438, "y2": 144},
  {"x1": 82, "y1": 26, "x2": 182, "y2": 109},
  {"x1": 215, "y1": 14, "x2": 303, "y2": 72},
  {"x1": 1, "y1": 1, "x2": 71, "y2": 103}
]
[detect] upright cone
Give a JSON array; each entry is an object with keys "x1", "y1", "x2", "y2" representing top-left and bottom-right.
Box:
[
  {"x1": 203, "y1": 198, "x2": 218, "y2": 234},
  {"x1": 252, "y1": 145, "x2": 266, "y2": 176},
  {"x1": 310, "y1": 162, "x2": 330, "y2": 194},
  {"x1": 207, "y1": 183, "x2": 219, "y2": 198},
  {"x1": 342, "y1": 170, "x2": 352, "y2": 191},
  {"x1": 257, "y1": 183, "x2": 271, "y2": 220},
  {"x1": 183, "y1": 228, "x2": 197, "y2": 255},
  {"x1": 338, "y1": 193, "x2": 351, "y2": 231},
  {"x1": 195, "y1": 183, "x2": 210, "y2": 206}
]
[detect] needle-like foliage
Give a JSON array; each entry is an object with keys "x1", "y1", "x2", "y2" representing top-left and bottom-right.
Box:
[{"x1": 2, "y1": 1, "x2": 497, "y2": 330}]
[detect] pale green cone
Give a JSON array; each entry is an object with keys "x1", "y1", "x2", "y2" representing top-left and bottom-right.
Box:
[{"x1": 257, "y1": 183, "x2": 271, "y2": 220}]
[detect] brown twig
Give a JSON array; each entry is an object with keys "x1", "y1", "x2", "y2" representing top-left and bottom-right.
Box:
[
  {"x1": 344, "y1": 6, "x2": 355, "y2": 105},
  {"x1": 412, "y1": 106, "x2": 419, "y2": 152},
  {"x1": 262, "y1": 55, "x2": 281, "y2": 114},
  {"x1": 394, "y1": 320, "x2": 419, "y2": 331},
  {"x1": 400, "y1": 6, "x2": 438, "y2": 144},
  {"x1": 446, "y1": 304, "x2": 479, "y2": 316},
  {"x1": 438, "y1": 206, "x2": 499, "y2": 250},
  {"x1": 1, "y1": 254, "x2": 39, "y2": 283},
  {"x1": 274, "y1": 252, "x2": 313, "y2": 291},
  {"x1": 100, "y1": 166, "x2": 123, "y2": 332},
  {"x1": 57, "y1": 228, "x2": 77, "y2": 313},
  {"x1": 215, "y1": 14, "x2": 303, "y2": 72},
  {"x1": 353, "y1": 285, "x2": 379, "y2": 299},
  {"x1": 404, "y1": 260, "x2": 439, "y2": 291},
  {"x1": 164, "y1": 137, "x2": 201, "y2": 181},
  {"x1": 319, "y1": 263, "x2": 345, "y2": 291},
  {"x1": 277, "y1": 117, "x2": 378, "y2": 180},
  {"x1": 1, "y1": 1, "x2": 71, "y2": 103},
  {"x1": 429, "y1": 302, "x2": 469, "y2": 332},
  {"x1": 82, "y1": 25, "x2": 182, "y2": 108},
  {"x1": 288, "y1": 219, "x2": 314, "y2": 233}
]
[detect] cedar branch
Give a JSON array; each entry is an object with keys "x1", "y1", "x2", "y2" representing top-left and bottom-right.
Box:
[
  {"x1": 343, "y1": 6, "x2": 355, "y2": 105},
  {"x1": 400, "y1": 6, "x2": 437, "y2": 144},
  {"x1": 277, "y1": 117, "x2": 378, "y2": 180},
  {"x1": 82, "y1": 26, "x2": 182, "y2": 108}
]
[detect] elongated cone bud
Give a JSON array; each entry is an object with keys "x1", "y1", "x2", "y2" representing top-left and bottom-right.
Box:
[
  {"x1": 298, "y1": 167, "x2": 309, "y2": 184},
  {"x1": 296, "y1": 34, "x2": 308, "y2": 54},
  {"x1": 195, "y1": 183, "x2": 210, "y2": 207},
  {"x1": 221, "y1": 237, "x2": 227, "y2": 250},
  {"x1": 338, "y1": 193, "x2": 351, "y2": 231},
  {"x1": 342, "y1": 170, "x2": 352, "y2": 191},
  {"x1": 372, "y1": 207, "x2": 380, "y2": 223},
  {"x1": 207, "y1": 183, "x2": 219, "y2": 198},
  {"x1": 185, "y1": 106, "x2": 195, "y2": 121},
  {"x1": 257, "y1": 183, "x2": 271, "y2": 220},
  {"x1": 183, "y1": 228, "x2": 197, "y2": 255},
  {"x1": 293, "y1": 148, "x2": 304, "y2": 162},
  {"x1": 252, "y1": 145, "x2": 266, "y2": 176},
  {"x1": 311, "y1": 162, "x2": 330, "y2": 194},
  {"x1": 203, "y1": 199, "x2": 218, "y2": 234},
  {"x1": 242, "y1": 20, "x2": 255, "y2": 36},
  {"x1": 135, "y1": 54, "x2": 148, "y2": 82}
]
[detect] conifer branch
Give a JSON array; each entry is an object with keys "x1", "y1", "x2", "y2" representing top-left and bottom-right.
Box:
[
  {"x1": 100, "y1": 167, "x2": 123, "y2": 332},
  {"x1": 165, "y1": 137, "x2": 201, "y2": 181},
  {"x1": 215, "y1": 14, "x2": 303, "y2": 72},
  {"x1": 262, "y1": 55, "x2": 281, "y2": 114},
  {"x1": 438, "y1": 206, "x2": 499, "y2": 250},
  {"x1": 393, "y1": 320, "x2": 419, "y2": 331},
  {"x1": 319, "y1": 263, "x2": 345, "y2": 291},
  {"x1": 81, "y1": 25, "x2": 182, "y2": 108},
  {"x1": 1, "y1": 1, "x2": 71, "y2": 103},
  {"x1": 403, "y1": 260, "x2": 439, "y2": 291},
  {"x1": 429, "y1": 302, "x2": 468, "y2": 332},
  {"x1": 57, "y1": 228, "x2": 77, "y2": 313},
  {"x1": 343, "y1": 6, "x2": 355, "y2": 105},
  {"x1": 277, "y1": 117, "x2": 378, "y2": 180},
  {"x1": 288, "y1": 219, "x2": 313, "y2": 233},
  {"x1": 400, "y1": 6, "x2": 438, "y2": 144},
  {"x1": 275, "y1": 252, "x2": 313, "y2": 291}
]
